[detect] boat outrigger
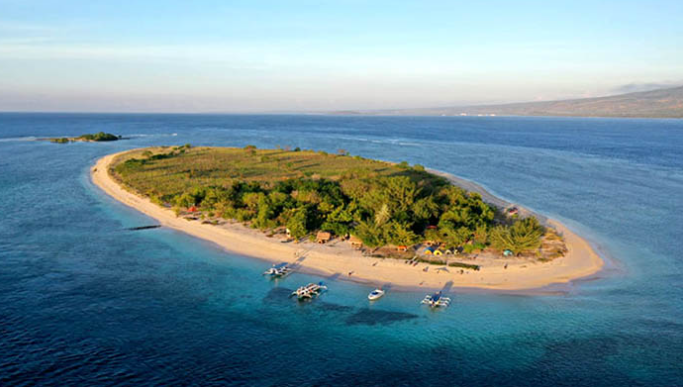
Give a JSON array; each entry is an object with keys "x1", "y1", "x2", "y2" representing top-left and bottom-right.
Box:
[
  {"x1": 263, "y1": 263, "x2": 293, "y2": 278},
  {"x1": 368, "y1": 288, "x2": 385, "y2": 301},
  {"x1": 421, "y1": 292, "x2": 451, "y2": 308},
  {"x1": 291, "y1": 282, "x2": 328, "y2": 300}
]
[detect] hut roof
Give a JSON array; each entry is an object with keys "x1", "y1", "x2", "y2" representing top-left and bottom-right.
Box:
[{"x1": 316, "y1": 231, "x2": 332, "y2": 241}]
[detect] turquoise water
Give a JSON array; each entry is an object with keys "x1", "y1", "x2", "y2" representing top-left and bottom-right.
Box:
[{"x1": 1, "y1": 113, "x2": 682, "y2": 386}]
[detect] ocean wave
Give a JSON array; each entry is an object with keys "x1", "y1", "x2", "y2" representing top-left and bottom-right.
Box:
[
  {"x1": 0, "y1": 136, "x2": 38, "y2": 142},
  {"x1": 127, "y1": 133, "x2": 178, "y2": 138}
]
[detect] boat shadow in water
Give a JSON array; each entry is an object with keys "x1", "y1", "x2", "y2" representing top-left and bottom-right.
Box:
[
  {"x1": 261, "y1": 287, "x2": 419, "y2": 326},
  {"x1": 345, "y1": 308, "x2": 419, "y2": 326},
  {"x1": 262, "y1": 287, "x2": 294, "y2": 305}
]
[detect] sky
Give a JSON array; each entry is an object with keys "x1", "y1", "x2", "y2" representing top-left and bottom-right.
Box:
[{"x1": 0, "y1": 0, "x2": 682, "y2": 113}]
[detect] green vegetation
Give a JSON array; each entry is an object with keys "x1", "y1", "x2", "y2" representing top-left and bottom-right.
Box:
[
  {"x1": 111, "y1": 146, "x2": 547, "y2": 255},
  {"x1": 447, "y1": 261, "x2": 481, "y2": 271},
  {"x1": 48, "y1": 131, "x2": 121, "y2": 143},
  {"x1": 489, "y1": 217, "x2": 545, "y2": 255},
  {"x1": 77, "y1": 132, "x2": 120, "y2": 141}
]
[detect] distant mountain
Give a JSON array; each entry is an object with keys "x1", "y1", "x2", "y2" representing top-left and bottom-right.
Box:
[{"x1": 345, "y1": 86, "x2": 683, "y2": 118}]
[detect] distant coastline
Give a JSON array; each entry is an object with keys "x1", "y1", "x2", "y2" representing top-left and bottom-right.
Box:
[
  {"x1": 92, "y1": 149, "x2": 604, "y2": 291},
  {"x1": 328, "y1": 85, "x2": 683, "y2": 119}
]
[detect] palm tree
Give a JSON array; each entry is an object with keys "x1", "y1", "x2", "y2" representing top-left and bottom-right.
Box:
[{"x1": 375, "y1": 203, "x2": 391, "y2": 226}]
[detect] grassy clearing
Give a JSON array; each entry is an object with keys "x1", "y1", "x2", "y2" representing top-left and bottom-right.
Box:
[{"x1": 111, "y1": 146, "x2": 444, "y2": 200}]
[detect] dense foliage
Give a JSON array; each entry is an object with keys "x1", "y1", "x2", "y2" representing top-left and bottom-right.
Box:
[
  {"x1": 78, "y1": 132, "x2": 120, "y2": 141},
  {"x1": 49, "y1": 132, "x2": 120, "y2": 143},
  {"x1": 113, "y1": 146, "x2": 546, "y2": 254}
]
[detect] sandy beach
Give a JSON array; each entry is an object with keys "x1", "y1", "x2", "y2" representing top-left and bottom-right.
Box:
[{"x1": 92, "y1": 150, "x2": 604, "y2": 291}]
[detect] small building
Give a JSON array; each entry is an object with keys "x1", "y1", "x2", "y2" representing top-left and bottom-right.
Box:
[
  {"x1": 423, "y1": 246, "x2": 435, "y2": 255},
  {"x1": 397, "y1": 245, "x2": 408, "y2": 252},
  {"x1": 316, "y1": 231, "x2": 332, "y2": 244},
  {"x1": 349, "y1": 235, "x2": 363, "y2": 249}
]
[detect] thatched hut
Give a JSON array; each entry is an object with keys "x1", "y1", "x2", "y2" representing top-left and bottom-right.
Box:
[
  {"x1": 316, "y1": 231, "x2": 332, "y2": 244},
  {"x1": 349, "y1": 235, "x2": 363, "y2": 249}
]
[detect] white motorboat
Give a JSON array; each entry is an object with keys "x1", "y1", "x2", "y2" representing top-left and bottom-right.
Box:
[{"x1": 368, "y1": 288, "x2": 385, "y2": 301}]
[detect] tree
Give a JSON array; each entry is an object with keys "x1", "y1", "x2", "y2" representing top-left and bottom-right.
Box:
[
  {"x1": 254, "y1": 199, "x2": 275, "y2": 229},
  {"x1": 374, "y1": 203, "x2": 391, "y2": 226},
  {"x1": 473, "y1": 224, "x2": 489, "y2": 245},
  {"x1": 174, "y1": 192, "x2": 195, "y2": 208},
  {"x1": 354, "y1": 220, "x2": 384, "y2": 248},
  {"x1": 242, "y1": 192, "x2": 265, "y2": 210},
  {"x1": 244, "y1": 144, "x2": 257, "y2": 155},
  {"x1": 382, "y1": 176, "x2": 419, "y2": 214},
  {"x1": 412, "y1": 196, "x2": 439, "y2": 221},
  {"x1": 384, "y1": 221, "x2": 418, "y2": 246},
  {"x1": 286, "y1": 207, "x2": 309, "y2": 240},
  {"x1": 489, "y1": 217, "x2": 545, "y2": 255}
]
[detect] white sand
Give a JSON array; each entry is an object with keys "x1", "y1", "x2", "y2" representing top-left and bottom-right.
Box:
[{"x1": 92, "y1": 151, "x2": 604, "y2": 291}]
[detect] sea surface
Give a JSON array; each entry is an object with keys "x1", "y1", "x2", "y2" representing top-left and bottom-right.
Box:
[{"x1": 1, "y1": 113, "x2": 682, "y2": 386}]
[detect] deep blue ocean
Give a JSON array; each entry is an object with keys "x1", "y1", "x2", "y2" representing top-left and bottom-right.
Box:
[{"x1": 1, "y1": 113, "x2": 682, "y2": 386}]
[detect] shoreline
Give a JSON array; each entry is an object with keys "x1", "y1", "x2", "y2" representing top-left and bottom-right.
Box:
[{"x1": 91, "y1": 150, "x2": 604, "y2": 292}]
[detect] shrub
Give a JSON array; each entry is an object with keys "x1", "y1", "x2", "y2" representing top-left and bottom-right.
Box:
[{"x1": 448, "y1": 261, "x2": 480, "y2": 271}]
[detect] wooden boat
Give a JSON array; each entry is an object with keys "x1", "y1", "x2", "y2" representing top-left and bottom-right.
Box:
[
  {"x1": 263, "y1": 263, "x2": 293, "y2": 278},
  {"x1": 291, "y1": 282, "x2": 327, "y2": 300},
  {"x1": 421, "y1": 291, "x2": 451, "y2": 308}
]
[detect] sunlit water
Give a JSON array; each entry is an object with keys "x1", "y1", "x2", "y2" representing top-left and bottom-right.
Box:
[{"x1": 1, "y1": 113, "x2": 682, "y2": 386}]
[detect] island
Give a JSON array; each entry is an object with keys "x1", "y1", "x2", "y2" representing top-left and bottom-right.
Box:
[
  {"x1": 92, "y1": 145, "x2": 604, "y2": 290},
  {"x1": 49, "y1": 131, "x2": 121, "y2": 143}
]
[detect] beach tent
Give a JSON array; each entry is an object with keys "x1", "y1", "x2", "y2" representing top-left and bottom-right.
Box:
[
  {"x1": 503, "y1": 249, "x2": 514, "y2": 257},
  {"x1": 188, "y1": 205, "x2": 198, "y2": 213},
  {"x1": 397, "y1": 245, "x2": 408, "y2": 252},
  {"x1": 423, "y1": 247, "x2": 435, "y2": 255}
]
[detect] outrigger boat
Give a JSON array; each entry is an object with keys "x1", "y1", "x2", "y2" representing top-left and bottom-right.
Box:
[
  {"x1": 263, "y1": 263, "x2": 293, "y2": 278},
  {"x1": 421, "y1": 291, "x2": 451, "y2": 308},
  {"x1": 368, "y1": 288, "x2": 385, "y2": 301},
  {"x1": 291, "y1": 282, "x2": 327, "y2": 300}
]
